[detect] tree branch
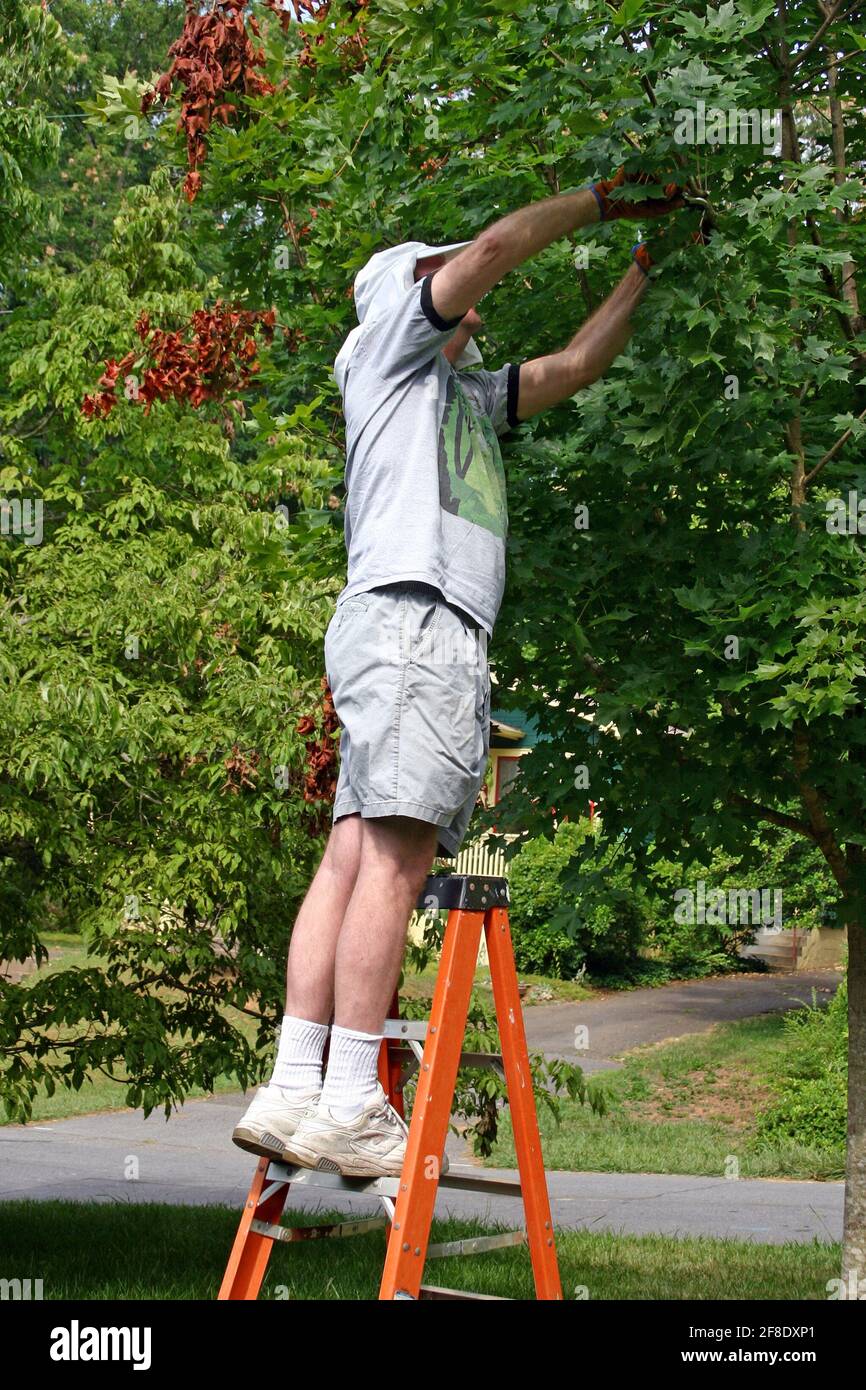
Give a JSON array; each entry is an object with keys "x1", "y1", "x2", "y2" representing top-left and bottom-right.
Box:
[
  {"x1": 615, "y1": 24, "x2": 658, "y2": 107},
  {"x1": 727, "y1": 792, "x2": 816, "y2": 840},
  {"x1": 792, "y1": 723, "x2": 850, "y2": 888},
  {"x1": 803, "y1": 405, "x2": 866, "y2": 484},
  {"x1": 786, "y1": 395, "x2": 807, "y2": 523},
  {"x1": 793, "y1": 0, "x2": 859, "y2": 67},
  {"x1": 819, "y1": 4, "x2": 863, "y2": 333},
  {"x1": 804, "y1": 213, "x2": 855, "y2": 341}
]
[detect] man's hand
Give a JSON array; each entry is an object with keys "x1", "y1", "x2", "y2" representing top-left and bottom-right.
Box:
[
  {"x1": 589, "y1": 167, "x2": 684, "y2": 222},
  {"x1": 631, "y1": 203, "x2": 715, "y2": 276},
  {"x1": 631, "y1": 241, "x2": 654, "y2": 277}
]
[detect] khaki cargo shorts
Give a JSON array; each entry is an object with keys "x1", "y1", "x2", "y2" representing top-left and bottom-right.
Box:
[{"x1": 323, "y1": 580, "x2": 492, "y2": 858}]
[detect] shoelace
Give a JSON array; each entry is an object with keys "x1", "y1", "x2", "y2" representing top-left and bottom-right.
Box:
[{"x1": 376, "y1": 1102, "x2": 404, "y2": 1133}]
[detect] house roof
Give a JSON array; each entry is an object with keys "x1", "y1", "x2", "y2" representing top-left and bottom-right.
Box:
[{"x1": 490, "y1": 707, "x2": 548, "y2": 750}]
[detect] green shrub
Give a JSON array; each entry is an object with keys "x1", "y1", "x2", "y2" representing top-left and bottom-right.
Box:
[
  {"x1": 755, "y1": 977, "x2": 848, "y2": 1151},
  {"x1": 508, "y1": 820, "x2": 649, "y2": 979},
  {"x1": 507, "y1": 820, "x2": 837, "y2": 986},
  {"x1": 508, "y1": 821, "x2": 586, "y2": 977},
  {"x1": 510, "y1": 923, "x2": 586, "y2": 979},
  {"x1": 647, "y1": 828, "x2": 838, "y2": 964},
  {"x1": 756, "y1": 1075, "x2": 847, "y2": 1150},
  {"x1": 591, "y1": 948, "x2": 738, "y2": 990}
]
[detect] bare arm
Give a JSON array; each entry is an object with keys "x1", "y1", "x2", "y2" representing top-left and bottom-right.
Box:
[
  {"x1": 429, "y1": 188, "x2": 603, "y2": 322},
  {"x1": 515, "y1": 262, "x2": 649, "y2": 420}
]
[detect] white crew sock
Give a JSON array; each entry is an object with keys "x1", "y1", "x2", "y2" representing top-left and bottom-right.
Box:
[
  {"x1": 318, "y1": 1024, "x2": 383, "y2": 1121},
  {"x1": 267, "y1": 1014, "x2": 329, "y2": 1096}
]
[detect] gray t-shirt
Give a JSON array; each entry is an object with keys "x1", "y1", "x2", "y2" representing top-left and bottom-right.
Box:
[{"x1": 335, "y1": 273, "x2": 522, "y2": 635}]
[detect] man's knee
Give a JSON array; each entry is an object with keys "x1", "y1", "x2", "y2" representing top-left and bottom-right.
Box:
[
  {"x1": 321, "y1": 814, "x2": 363, "y2": 882},
  {"x1": 361, "y1": 815, "x2": 438, "y2": 884}
]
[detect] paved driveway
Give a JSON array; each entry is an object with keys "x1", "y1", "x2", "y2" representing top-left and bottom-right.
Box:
[{"x1": 525, "y1": 968, "x2": 842, "y2": 1073}]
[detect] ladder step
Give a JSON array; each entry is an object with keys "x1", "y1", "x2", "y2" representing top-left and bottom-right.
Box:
[
  {"x1": 418, "y1": 1285, "x2": 511, "y2": 1300},
  {"x1": 427, "y1": 1230, "x2": 526, "y2": 1259},
  {"x1": 395, "y1": 1045, "x2": 505, "y2": 1077},
  {"x1": 383, "y1": 1020, "x2": 428, "y2": 1041},
  {"x1": 262, "y1": 1163, "x2": 396, "y2": 1197},
  {"x1": 260, "y1": 1161, "x2": 524, "y2": 1201},
  {"x1": 250, "y1": 1216, "x2": 388, "y2": 1244},
  {"x1": 440, "y1": 1170, "x2": 523, "y2": 1198},
  {"x1": 456, "y1": 1051, "x2": 505, "y2": 1073},
  {"x1": 384, "y1": 1022, "x2": 506, "y2": 1076}
]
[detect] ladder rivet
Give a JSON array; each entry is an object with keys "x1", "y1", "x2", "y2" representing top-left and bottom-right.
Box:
[
  {"x1": 402, "y1": 1243, "x2": 410, "y2": 1252},
  {"x1": 423, "y1": 1063, "x2": 429, "y2": 1071},
  {"x1": 401, "y1": 1184, "x2": 408, "y2": 1191},
  {"x1": 414, "y1": 1248, "x2": 421, "y2": 1256},
  {"x1": 547, "y1": 1239, "x2": 553, "y2": 1247}
]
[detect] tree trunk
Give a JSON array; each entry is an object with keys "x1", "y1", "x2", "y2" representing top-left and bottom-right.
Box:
[
  {"x1": 790, "y1": 725, "x2": 861, "y2": 1287},
  {"x1": 821, "y1": 1, "x2": 863, "y2": 333}
]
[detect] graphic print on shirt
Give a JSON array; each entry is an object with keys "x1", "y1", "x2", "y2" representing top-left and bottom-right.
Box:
[{"x1": 437, "y1": 373, "x2": 508, "y2": 540}]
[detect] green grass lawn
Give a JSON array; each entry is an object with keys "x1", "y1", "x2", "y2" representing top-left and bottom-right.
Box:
[
  {"x1": 0, "y1": 1199, "x2": 839, "y2": 1300},
  {"x1": 19, "y1": 932, "x2": 91, "y2": 972},
  {"x1": 488, "y1": 1014, "x2": 845, "y2": 1181}
]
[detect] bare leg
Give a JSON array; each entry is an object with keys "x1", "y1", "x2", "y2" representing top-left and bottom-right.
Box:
[
  {"x1": 334, "y1": 816, "x2": 440, "y2": 1033},
  {"x1": 284, "y1": 813, "x2": 364, "y2": 1023}
]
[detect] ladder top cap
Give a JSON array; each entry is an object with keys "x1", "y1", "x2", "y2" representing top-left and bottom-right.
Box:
[{"x1": 416, "y1": 874, "x2": 510, "y2": 912}]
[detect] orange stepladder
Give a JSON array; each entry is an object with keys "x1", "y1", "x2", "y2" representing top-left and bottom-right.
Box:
[{"x1": 218, "y1": 874, "x2": 563, "y2": 1301}]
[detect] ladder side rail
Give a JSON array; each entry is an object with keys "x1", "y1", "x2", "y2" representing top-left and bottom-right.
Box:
[
  {"x1": 218, "y1": 1159, "x2": 290, "y2": 1300},
  {"x1": 484, "y1": 904, "x2": 563, "y2": 1301},
  {"x1": 378, "y1": 905, "x2": 483, "y2": 1300}
]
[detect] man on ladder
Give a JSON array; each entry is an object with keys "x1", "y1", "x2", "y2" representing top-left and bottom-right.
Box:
[{"x1": 232, "y1": 170, "x2": 683, "y2": 1178}]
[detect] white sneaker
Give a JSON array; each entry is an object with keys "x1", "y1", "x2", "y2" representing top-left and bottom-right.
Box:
[
  {"x1": 281, "y1": 1084, "x2": 433, "y2": 1179},
  {"x1": 232, "y1": 1084, "x2": 321, "y2": 1160}
]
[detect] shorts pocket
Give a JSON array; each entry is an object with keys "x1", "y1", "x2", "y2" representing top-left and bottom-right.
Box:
[
  {"x1": 480, "y1": 663, "x2": 492, "y2": 757},
  {"x1": 335, "y1": 593, "x2": 372, "y2": 632},
  {"x1": 443, "y1": 648, "x2": 488, "y2": 771},
  {"x1": 403, "y1": 590, "x2": 445, "y2": 665}
]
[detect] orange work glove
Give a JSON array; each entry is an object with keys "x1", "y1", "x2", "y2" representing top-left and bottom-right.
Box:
[
  {"x1": 589, "y1": 167, "x2": 684, "y2": 222},
  {"x1": 631, "y1": 240, "x2": 654, "y2": 276},
  {"x1": 631, "y1": 210, "x2": 713, "y2": 278}
]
